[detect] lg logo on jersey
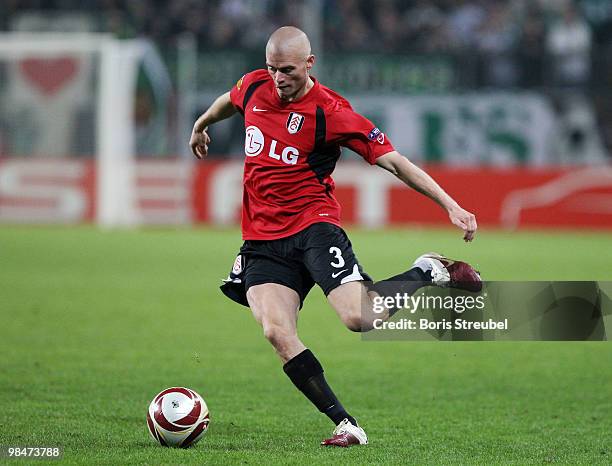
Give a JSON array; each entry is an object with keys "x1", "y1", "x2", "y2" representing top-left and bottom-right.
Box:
[{"x1": 245, "y1": 126, "x2": 299, "y2": 165}]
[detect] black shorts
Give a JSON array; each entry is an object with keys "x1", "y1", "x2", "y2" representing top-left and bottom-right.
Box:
[{"x1": 220, "y1": 222, "x2": 371, "y2": 308}]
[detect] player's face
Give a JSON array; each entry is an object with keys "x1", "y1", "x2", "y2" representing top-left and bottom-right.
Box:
[{"x1": 266, "y1": 51, "x2": 314, "y2": 101}]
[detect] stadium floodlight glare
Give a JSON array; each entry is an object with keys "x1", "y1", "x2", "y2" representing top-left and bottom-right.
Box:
[{"x1": 0, "y1": 33, "x2": 167, "y2": 227}]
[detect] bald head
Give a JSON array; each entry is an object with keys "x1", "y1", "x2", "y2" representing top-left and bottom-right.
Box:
[
  {"x1": 265, "y1": 26, "x2": 316, "y2": 102},
  {"x1": 266, "y1": 26, "x2": 312, "y2": 60}
]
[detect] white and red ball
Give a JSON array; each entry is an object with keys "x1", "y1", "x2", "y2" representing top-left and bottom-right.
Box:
[{"x1": 147, "y1": 387, "x2": 210, "y2": 448}]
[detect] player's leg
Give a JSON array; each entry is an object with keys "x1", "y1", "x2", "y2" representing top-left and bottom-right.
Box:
[
  {"x1": 303, "y1": 223, "x2": 433, "y2": 331},
  {"x1": 301, "y1": 223, "x2": 481, "y2": 331},
  {"x1": 328, "y1": 253, "x2": 482, "y2": 331},
  {"x1": 246, "y1": 283, "x2": 304, "y2": 362},
  {"x1": 246, "y1": 282, "x2": 360, "y2": 433},
  {"x1": 327, "y1": 274, "x2": 430, "y2": 332}
]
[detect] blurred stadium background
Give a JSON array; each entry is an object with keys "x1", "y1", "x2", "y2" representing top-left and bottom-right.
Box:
[
  {"x1": 1, "y1": 0, "x2": 612, "y2": 229},
  {"x1": 2, "y1": 2, "x2": 612, "y2": 463}
]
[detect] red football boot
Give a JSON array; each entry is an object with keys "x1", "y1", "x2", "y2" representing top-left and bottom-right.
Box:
[
  {"x1": 414, "y1": 253, "x2": 482, "y2": 292},
  {"x1": 321, "y1": 419, "x2": 368, "y2": 447}
]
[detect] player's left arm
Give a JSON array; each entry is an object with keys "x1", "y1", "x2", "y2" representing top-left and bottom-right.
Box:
[{"x1": 376, "y1": 151, "x2": 477, "y2": 242}]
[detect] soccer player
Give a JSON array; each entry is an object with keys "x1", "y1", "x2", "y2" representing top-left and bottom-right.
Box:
[{"x1": 190, "y1": 26, "x2": 480, "y2": 447}]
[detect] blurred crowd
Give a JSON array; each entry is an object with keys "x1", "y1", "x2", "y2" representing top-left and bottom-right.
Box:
[
  {"x1": 2, "y1": 0, "x2": 610, "y2": 90},
  {"x1": 0, "y1": 0, "x2": 302, "y2": 49},
  {"x1": 1, "y1": 0, "x2": 610, "y2": 53},
  {"x1": 325, "y1": 0, "x2": 610, "y2": 53},
  {"x1": 2, "y1": 0, "x2": 611, "y2": 87},
  {"x1": 324, "y1": 0, "x2": 612, "y2": 88}
]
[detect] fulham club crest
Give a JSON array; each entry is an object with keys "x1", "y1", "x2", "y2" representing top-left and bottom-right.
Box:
[{"x1": 286, "y1": 112, "x2": 305, "y2": 134}]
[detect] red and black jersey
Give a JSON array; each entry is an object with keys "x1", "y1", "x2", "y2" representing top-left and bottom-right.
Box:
[{"x1": 229, "y1": 69, "x2": 395, "y2": 240}]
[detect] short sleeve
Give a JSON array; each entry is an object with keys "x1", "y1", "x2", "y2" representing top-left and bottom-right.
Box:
[
  {"x1": 229, "y1": 69, "x2": 269, "y2": 114},
  {"x1": 327, "y1": 105, "x2": 395, "y2": 165}
]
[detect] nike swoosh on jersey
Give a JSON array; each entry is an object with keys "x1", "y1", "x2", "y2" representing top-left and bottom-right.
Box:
[
  {"x1": 252, "y1": 106, "x2": 267, "y2": 112},
  {"x1": 331, "y1": 269, "x2": 348, "y2": 278}
]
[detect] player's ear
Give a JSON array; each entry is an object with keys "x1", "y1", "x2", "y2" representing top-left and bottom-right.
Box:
[{"x1": 306, "y1": 54, "x2": 315, "y2": 71}]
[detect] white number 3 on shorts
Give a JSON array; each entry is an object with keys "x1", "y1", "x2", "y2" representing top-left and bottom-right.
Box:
[{"x1": 328, "y1": 246, "x2": 345, "y2": 268}]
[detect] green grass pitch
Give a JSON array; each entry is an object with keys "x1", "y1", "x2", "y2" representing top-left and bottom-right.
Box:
[{"x1": 1, "y1": 226, "x2": 611, "y2": 465}]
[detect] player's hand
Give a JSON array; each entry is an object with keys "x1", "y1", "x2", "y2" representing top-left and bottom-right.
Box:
[
  {"x1": 190, "y1": 127, "x2": 210, "y2": 159},
  {"x1": 448, "y1": 206, "x2": 477, "y2": 242}
]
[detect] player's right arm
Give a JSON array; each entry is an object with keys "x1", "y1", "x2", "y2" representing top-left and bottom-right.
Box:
[{"x1": 190, "y1": 91, "x2": 236, "y2": 159}]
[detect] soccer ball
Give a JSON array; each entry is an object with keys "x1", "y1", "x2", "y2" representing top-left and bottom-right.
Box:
[{"x1": 147, "y1": 387, "x2": 210, "y2": 448}]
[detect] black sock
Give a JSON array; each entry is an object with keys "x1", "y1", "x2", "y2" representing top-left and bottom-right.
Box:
[
  {"x1": 283, "y1": 349, "x2": 357, "y2": 426},
  {"x1": 369, "y1": 267, "x2": 432, "y2": 315}
]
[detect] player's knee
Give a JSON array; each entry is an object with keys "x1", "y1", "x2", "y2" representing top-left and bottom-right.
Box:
[
  {"x1": 340, "y1": 310, "x2": 364, "y2": 333},
  {"x1": 345, "y1": 319, "x2": 363, "y2": 332},
  {"x1": 262, "y1": 323, "x2": 292, "y2": 347}
]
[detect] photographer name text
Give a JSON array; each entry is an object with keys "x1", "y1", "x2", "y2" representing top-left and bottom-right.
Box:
[{"x1": 373, "y1": 318, "x2": 508, "y2": 331}]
